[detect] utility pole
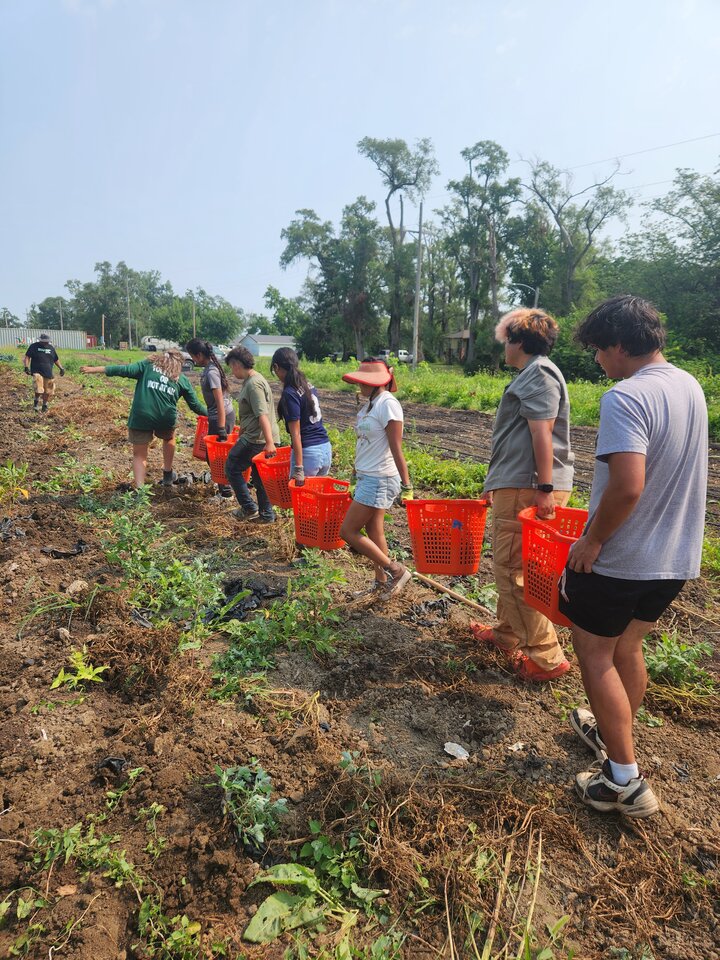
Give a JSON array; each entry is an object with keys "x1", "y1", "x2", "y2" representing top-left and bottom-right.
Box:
[
  {"x1": 101, "y1": 313, "x2": 106, "y2": 348},
  {"x1": 192, "y1": 298, "x2": 196, "y2": 338},
  {"x1": 411, "y1": 201, "x2": 423, "y2": 372},
  {"x1": 126, "y1": 277, "x2": 132, "y2": 348},
  {"x1": 58, "y1": 299, "x2": 64, "y2": 331}
]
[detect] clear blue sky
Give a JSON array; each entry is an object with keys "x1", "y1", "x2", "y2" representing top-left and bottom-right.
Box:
[{"x1": 2, "y1": 0, "x2": 719, "y2": 322}]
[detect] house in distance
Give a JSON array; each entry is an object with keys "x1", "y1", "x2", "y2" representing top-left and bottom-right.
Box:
[{"x1": 237, "y1": 334, "x2": 296, "y2": 358}]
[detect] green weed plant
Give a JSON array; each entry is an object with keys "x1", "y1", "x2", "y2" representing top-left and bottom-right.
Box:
[
  {"x1": 217, "y1": 760, "x2": 288, "y2": 849},
  {"x1": 644, "y1": 631, "x2": 716, "y2": 694}
]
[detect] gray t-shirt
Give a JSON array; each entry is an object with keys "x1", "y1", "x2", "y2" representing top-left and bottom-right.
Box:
[
  {"x1": 200, "y1": 364, "x2": 233, "y2": 419},
  {"x1": 485, "y1": 355, "x2": 574, "y2": 492},
  {"x1": 587, "y1": 363, "x2": 708, "y2": 580}
]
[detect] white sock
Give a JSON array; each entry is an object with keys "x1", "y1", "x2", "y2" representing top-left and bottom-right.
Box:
[{"x1": 608, "y1": 760, "x2": 639, "y2": 785}]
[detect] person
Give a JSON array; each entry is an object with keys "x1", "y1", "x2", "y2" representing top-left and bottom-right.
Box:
[
  {"x1": 223, "y1": 346, "x2": 280, "y2": 522},
  {"x1": 80, "y1": 350, "x2": 207, "y2": 488},
  {"x1": 270, "y1": 347, "x2": 332, "y2": 486},
  {"x1": 339, "y1": 358, "x2": 413, "y2": 596},
  {"x1": 470, "y1": 308, "x2": 575, "y2": 682},
  {"x1": 185, "y1": 339, "x2": 235, "y2": 499},
  {"x1": 558, "y1": 295, "x2": 708, "y2": 819},
  {"x1": 24, "y1": 333, "x2": 64, "y2": 413}
]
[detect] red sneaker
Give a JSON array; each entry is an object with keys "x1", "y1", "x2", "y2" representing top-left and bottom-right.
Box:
[
  {"x1": 514, "y1": 655, "x2": 571, "y2": 683},
  {"x1": 469, "y1": 622, "x2": 521, "y2": 660}
]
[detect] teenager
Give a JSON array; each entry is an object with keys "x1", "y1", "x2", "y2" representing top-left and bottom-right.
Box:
[
  {"x1": 339, "y1": 358, "x2": 412, "y2": 596},
  {"x1": 185, "y1": 339, "x2": 235, "y2": 499},
  {"x1": 270, "y1": 347, "x2": 332, "y2": 485},
  {"x1": 80, "y1": 351, "x2": 207, "y2": 487},
  {"x1": 24, "y1": 333, "x2": 64, "y2": 413}
]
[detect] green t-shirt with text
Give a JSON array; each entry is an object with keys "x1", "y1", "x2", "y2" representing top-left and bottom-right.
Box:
[{"x1": 105, "y1": 360, "x2": 207, "y2": 431}]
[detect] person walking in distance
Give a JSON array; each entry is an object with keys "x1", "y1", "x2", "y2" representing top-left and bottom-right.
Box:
[
  {"x1": 471, "y1": 308, "x2": 575, "y2": 682},
  {"x1": 24, "y1": 333, "x2": 64, "y2": 413},
  {"x1": 560, "y1": 295, "x2": 708, "y2": 818}
]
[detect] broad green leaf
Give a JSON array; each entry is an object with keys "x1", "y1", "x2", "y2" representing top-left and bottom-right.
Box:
[
  {"x1": 249, "y1": 862, "x2": 320, "y2": 892},
  {"x1": 16, "y1": 898, "x2": 33, "y2": 920},
  {"x1": 243, "y1": 892, "x2": 325, "y2": 943},
  {"x1": 350, "y1": 882, "x2": 388, "y2": 903}
]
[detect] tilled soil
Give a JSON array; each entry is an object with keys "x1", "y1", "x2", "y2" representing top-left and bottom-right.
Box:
[{"x1": 0, "y1": 365, "x2": 719, "y2": 960}]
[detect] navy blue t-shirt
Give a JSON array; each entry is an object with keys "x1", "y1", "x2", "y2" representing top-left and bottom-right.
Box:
[{"x1": 281, "y1": 386, "x2": 329, "y2": 448}]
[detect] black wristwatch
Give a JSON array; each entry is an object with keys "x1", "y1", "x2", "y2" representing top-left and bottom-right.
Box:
[{"x1": 537, "y1": 483, "x2": 554, "y2": 493}]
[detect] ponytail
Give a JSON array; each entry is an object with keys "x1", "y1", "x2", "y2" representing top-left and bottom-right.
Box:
[
  {"x1": 271, "y1": 347, "x2": 313, "y2": 421},
  {"x1": 186, "y1": 338, "x2": 228, "y2": 391}
]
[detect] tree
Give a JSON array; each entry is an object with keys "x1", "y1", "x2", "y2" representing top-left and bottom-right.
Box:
[
  {"x1": 280, "y1": 198, "x2": 385, "y2": 359},
  {"x1": 0, "y1": 308, "x2": 22, "y2": 328},
  {"x1": 263, "y1": 286, "x2": 311, "y2": 338},
  {"x1": 31, "y1": 297, "x2": 71, "y2": 330},
  {"x1": 357, "y1": 137, "x2": 438, "y2": 351},
  {"x1": 154, "y1": 290, "x2": 243, "y2": 346},
  {"x1": 441, "y1": 141, "x2": 521, "y2": 366},
  {"x1": 505, "y1": 202, "x2": 559, "y2": 308},
  {"x1": 525, "y1": 161, "x2": 630, "y2": 314}
]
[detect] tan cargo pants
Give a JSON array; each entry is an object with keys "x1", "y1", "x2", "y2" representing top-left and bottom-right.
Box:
[{"x1": 490, "y1": 487, "x2": 570, "y2": 671}]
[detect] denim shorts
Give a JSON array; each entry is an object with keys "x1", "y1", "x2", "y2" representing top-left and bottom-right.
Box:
[
  {"x1": 291, "y1": 441, "x2": 333, "y2": 478},
  {"x1": 354, "y1": 473, "x2": 401, "y2": 510}
]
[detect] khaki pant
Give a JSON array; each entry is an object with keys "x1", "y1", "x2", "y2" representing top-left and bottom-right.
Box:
[
  {"x1": 32, "y1": 373, "x2": 55, "y2": 396},
  {"x1": 490, "y1": 487, "x2": 571, "y2": 671}
]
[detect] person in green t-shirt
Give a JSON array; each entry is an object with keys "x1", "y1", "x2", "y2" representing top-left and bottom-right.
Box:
[
  {"x1": 80, "y1": 351, "x2": 207, "y2": 488},
  {"x1": 223, "y1": 346, "x2": 280, "y2": 522}
]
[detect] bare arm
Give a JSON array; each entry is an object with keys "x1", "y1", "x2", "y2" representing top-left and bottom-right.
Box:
[
  {"x1": 258, "y1": 414, "x2": 277, "y2": 456},
  {"x1": 212, "y1": 387, "x2": 226, "y2": 430},
  {"x1": 527, "y1": 417, "x2": 556, "y2": 519},
  {"x1": 288, "y1": 420, "x2": 303, "y2": 467},
  {"x1": 80, "y1": 365, "x2": 106, "y2": 374},
  {"x1": 567, "y1": 452, "x2": 646, "y2": 573},
  {"x1": 385, "y1": 420, "x2": 410, "y2": 486}
]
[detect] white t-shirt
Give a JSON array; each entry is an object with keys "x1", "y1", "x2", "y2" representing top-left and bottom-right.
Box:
[
  {"x1": 588, "y1": 363, "x2": 708, "y2": 580},
  {"x1": 354, "y1": 391, "x2": 404, "y2": 477}
]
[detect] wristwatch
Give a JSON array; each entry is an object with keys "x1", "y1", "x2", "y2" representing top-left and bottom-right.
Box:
[{"x1": 537, "y1": 483, "x2": 554, "y2": 493}]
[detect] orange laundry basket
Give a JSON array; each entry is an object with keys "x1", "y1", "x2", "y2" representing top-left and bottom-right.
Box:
[
  {"x1": 193, "y1": 416, "x2": 209, "y2": 459},
  {"x1": 519, "y1": 506, "x2": 588, "y2": 627},
  {"x1": 289, "y1": 477, "x2": 352, "y2": 550},
  {"x1": 205, "y1": 434, "x2": 249, "y2": 486},
  {"x1": 405, "y1": 499, "x2": 488, "y2": 575},
  {"x1": 252, "y1": 446, "x2": 292, "y2": 509}
]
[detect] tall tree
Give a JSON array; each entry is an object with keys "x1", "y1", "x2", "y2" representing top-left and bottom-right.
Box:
[
  {"x1": 357, "y1": 137, "x2": 438, "y2": 351},
  {"x1": 525, "y1": 161, "x2": 629, "y2": 314}
]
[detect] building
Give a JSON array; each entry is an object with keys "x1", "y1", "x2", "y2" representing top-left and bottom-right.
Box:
[
  {"x1": 443, "y1": 328, "x2": 470, "y2": 364},
  {"x1": 237, "y1": 334, "x2": 296, "y2": 358}
]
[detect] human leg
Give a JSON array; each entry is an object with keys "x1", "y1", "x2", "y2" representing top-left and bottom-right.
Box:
[
  {"x1": 162, "y1": 435, "x2": 176, "y2": 471},
  {"x1": 132, "y1": 443, "x2": 150, "y2": 487},
  {"x1": 225, "y1": 437, "x2": 261, "y2": 514},
  {"x1": 365, "y1": 510, "x2": 391, "y2": 585},
  {"x1": 340, "y1": 500, "x2": 407, "y2": 586}
]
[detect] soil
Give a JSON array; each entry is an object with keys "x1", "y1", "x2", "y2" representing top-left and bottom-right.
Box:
[{"x1": 0, "y1": 364, "x2": 719, "y2": 960}]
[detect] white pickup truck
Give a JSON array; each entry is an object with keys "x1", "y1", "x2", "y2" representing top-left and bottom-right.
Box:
[
  {"x1": 379, "y1": 349, "x2": 413, "y2": 363},
  {"x1": 140, "y1": 336, "x2": 180, "y2": 352}
]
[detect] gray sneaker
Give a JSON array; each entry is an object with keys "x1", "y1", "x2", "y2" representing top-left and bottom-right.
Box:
[
  {"x1": 575, "y1": 759, "x2": 659, "y2": 819},
  {"x1": 570, "y1": 708, "x2": 607, "y2": 761}
]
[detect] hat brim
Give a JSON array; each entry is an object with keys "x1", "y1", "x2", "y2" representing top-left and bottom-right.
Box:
[{"x1": 342, "y1": 371, "x2": 393, "y2": 388}]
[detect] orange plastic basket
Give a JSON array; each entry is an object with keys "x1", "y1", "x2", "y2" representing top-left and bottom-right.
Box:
[
  {"x1": 405, "y1": 499, "x2": 488, "y2": 575},
  {"x1": 289, "y1": 477, "x2": 352, "y2": 550},
  {"x1": 252, "y1": 446, "x2": 292, "y2": 509},
  {"x1": 519, "y1": 506, "x2": 589, "y2": 626},
  {"x1": 193, "y1": 416, "x2": 209, "y2": 459},
  {"x1": 205, "y1": 434, "x2": 249, "y2": 486}
]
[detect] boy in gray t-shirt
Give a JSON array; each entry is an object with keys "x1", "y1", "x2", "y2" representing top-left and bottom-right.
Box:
[{"x1": 559, "y1": 295, "x2": 708, "y2": 820}]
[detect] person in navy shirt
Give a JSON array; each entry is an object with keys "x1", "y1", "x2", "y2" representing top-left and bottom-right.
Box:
[{"x1": 270, "y1": 348, "x2": 332, "y2": 485}]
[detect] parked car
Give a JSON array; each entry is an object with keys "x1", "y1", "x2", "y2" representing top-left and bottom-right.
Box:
[
  {"x1": 378, "y1": 349, "x2": 413, "y2": 363},
  {"x1": 140, "y1": 336, "x2": 180, "y2": 352}
]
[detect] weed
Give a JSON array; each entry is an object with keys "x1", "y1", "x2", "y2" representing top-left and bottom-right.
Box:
[
  {"x1": 134, "y1": 896, "x2": 205, "y2": 959},
  {"x1": 298, "y1": 820, "x2": 373, "y2": 908},
  {"x1": 702, "y1": 531, "x2": 720, "y2": 582},
  {"x1": 636, "y1": 706, "x2": 664, "y2": 727},
  {"x1": 0, "y1": 460, "x2": 29, "y2": 505},
  {"x1": 105, "y1": 766, "x2": 144, "y2": 812},
  {"x1": 644, "y1": 631, "x2": 716, "y2": 693},
  {"x1": 27, "y1": 426, "x2": 49, "y2": 442},
  {"x1": 216, "y1": 761, "x2": 288, "y2": 850},
  {"x1": 138, "y1": 802, "x2": 168, "y2": 860},
  {"x1": 32, "y1": 821, "x2": 143, "y2": 890},
  {"x1": 50, "y1": 646, "x2": 108, "y2": 691},
  {"x1": 34, "y1": 453, "x2": 104, "y2": 493}
]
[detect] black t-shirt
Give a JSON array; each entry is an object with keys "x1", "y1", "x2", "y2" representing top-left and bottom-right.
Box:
[{"x1": 25, "y1": 342, "x2": 59, "y2": 378}]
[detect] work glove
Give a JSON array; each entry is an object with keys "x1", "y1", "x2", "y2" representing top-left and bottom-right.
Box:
[
  {"x1": 400, "y1": 483, "x2": 414, "y2": 502},
  {"x1": 291, "y1": 465, "x2": 305, "y2": 487},
  {"x1": 217, "y1": 426, "x2": 228, "y2": 442},
  {"x1": 24, "y1": 368, "x2": 31, "y2": 376},
  {"x1": 59, "y1": 367, "x2": 65, "y2": 377}
]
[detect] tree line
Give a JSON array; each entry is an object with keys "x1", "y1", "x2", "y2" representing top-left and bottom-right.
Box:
[{"x1": 5, "y1": 137, "x2": 718, "y2": 375}]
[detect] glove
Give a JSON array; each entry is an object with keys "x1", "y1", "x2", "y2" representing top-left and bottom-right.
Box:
[
  {"x1": 217, "y1": 426, "x2": 228, "y2": 442},
  {"x1": 400, "y1": 483, "x2": 414, "y2": 502},
  {"x1": 59, "y1": 367, "x2": 65, "y2": 377},
  {"x1": 291, "y1": 465, "x2": 305, "y2": 487},
  {"x1": 24, "y1": 368, "x2": 32, "y2": 376}
]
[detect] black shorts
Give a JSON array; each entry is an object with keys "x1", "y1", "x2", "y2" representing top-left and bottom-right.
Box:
[{"x1": 558, "y1": 567, "x2": 685, "y2": 638}]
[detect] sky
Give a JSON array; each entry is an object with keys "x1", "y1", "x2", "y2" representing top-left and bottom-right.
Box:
[{"x1": 1, "y1": 0, "x2": 720, "y2": 323}]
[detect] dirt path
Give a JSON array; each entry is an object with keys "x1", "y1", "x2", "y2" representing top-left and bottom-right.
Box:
[{"x1": 0, "y1": 367, "x2": 719, "y2": 960}]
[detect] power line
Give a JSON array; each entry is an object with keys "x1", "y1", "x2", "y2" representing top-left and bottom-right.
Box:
[{"x1": 568, "y1": 133, "x2": 720, "y2": 170}]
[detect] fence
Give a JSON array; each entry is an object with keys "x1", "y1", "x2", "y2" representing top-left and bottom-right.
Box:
[{"x1": 0, "y1": 329, "x2": 88, "y2": 350}]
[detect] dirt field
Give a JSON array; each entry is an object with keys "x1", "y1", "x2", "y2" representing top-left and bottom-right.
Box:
[{"x1": 0, "y1": 365, "x2": 719, "y2": 960}]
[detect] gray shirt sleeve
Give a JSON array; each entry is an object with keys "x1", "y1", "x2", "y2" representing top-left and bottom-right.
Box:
[
  {"x1": 516, "y1": 365, "x2": 562, "y2": 421},
  {"x1": 596, "y1": 389, "x2": 649, "y2": 460}
]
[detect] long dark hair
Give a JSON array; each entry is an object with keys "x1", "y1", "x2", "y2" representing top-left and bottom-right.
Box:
[
  {"x1": 272, "y1": 347, "x2": 313, "y2": 420},
  {"x1": 185, "y1": 338, "x2": 228, "y2": 391}
]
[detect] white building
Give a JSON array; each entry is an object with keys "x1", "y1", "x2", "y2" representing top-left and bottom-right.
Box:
[{"x1": 237, "y1": 334, "x2": 296, "y2": 358}]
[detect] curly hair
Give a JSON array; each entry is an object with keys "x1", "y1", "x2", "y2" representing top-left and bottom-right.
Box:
[
  {"x1": 224, "y1": 346, "x2": 255, "y2": 369},
  {"x1": 495, "y1": 308, "x2": 559, "y2": 356},
  {"x1": 575, "y1": 295, "x2": 666, "y2": 356},
  {"x1": 150, "y1": 350, "x2": 183, "y2": 382}
]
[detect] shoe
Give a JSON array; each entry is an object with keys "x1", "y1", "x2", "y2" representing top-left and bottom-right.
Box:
[
  {"x1": 351, "y1": 581, "x2": 387, "y2": 599},
  {"x1": 469, "y1": 622, "x2": 518, "y2": 656},
  {"x1": 41, "y1": 404, "x2": 48, "y2": 414},
  {"x1": 570, "y1": 708, "x2": 607, "y2": 761},
  {"x1": 248, "y1": 513, "x2": 275, "y2": 524},
  {"x1": 161, "y1": 470, "x2": 177, "y2": 486},
  {"x1": 383, "y1": 566, "x2": 412, "y2": 597},
  {"x1": 575, "y1": 759, "x2": 659, "y2": 819},
  {"x1": 232, "y1": 507, "x2": 259, "y2": 520},
  {"x1": 514, "y1": 654, "x2": 571, "y2": 683}
]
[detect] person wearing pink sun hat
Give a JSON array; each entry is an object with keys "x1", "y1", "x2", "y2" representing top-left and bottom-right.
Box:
[{"x1": 339, "y1": 358, "x2": 413, "y2": 597}]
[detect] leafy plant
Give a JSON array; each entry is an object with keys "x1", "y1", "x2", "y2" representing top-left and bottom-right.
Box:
[
  {"x1": 105, "y1": 766, "x2": 144, "y2": 812},
  {"x1": 216, "y1": 761, "x2": 288, "y2": 850},
  {"x1": 644, "y1": 631, "x2": 716, "y2": 693},
  {"x1": 0, "y1": 459, "x2": 29, "y2": 505},
  {"x1": 298, "y1": 821, "x2": 374, "y2": 908},
  {"x1": 50, "y1": 646, "x2": 108, "y2": 691},
  {"x1": 134, "y1": 895, "x2": 224, "y2": 960},
  {"x1": 138, "y1": 802, "x2": 168, "y2": 860}
]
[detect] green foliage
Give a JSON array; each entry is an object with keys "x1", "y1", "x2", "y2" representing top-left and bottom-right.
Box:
[
  {"x1": 34, "y1": 453, "x2": 104, "y2": 494},
  {"x1": 0, "y1": 459, "x2": 30, "y2": 504},
  {"x1": 50, "y1": 646, "x2": 108, "y2": 691},
  {"x1": 298, "y1": 820, "x2": 374, "y2": 908},
  {"x1": 138, "y1": 802, "x2": 168, "y2": 860},
  {"x1": 135, "y1": 895, "x2": 219, "y2": 960},
  {"x1": 644, "y1": 631, "x2": 716, "y2": 693},
  {"x1": 105, "y1": 766, "x2": 144, "y2": 812},
  {"x1": 702, "y1": 532, "x2": 720, "y2": 582},
  {"x1": 216, "y1": 760, "x2": 288, "y2": 848},
  {"x1": 32, "y1": 821, "x2": 143, "y2": 890}
]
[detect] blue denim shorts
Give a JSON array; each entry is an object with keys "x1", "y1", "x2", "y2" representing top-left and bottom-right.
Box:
[
  {"x1": 354, "y1": 473, "x2": 401, "y2": 510},
  {"x1": 290, "y1": 441, "x2": 333, "y2": 478}
]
